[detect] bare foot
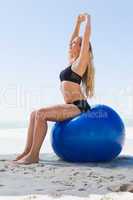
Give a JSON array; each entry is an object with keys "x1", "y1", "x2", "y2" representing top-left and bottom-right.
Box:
[
  {"x1": 13, "y1": 151, "x2": 30, "y2": 161},
  {"x1": 14, "y1": 153, "x2": 39, "y2": 165}
]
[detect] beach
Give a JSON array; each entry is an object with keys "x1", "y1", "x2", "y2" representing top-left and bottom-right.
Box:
[{"x1": 0, "y1": 126, "x2": 133, "y2": 199}]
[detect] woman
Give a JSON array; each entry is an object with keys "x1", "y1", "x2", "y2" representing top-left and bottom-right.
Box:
[{"x1": 13, "y1": 13, "x2": 95, "y2": 164}]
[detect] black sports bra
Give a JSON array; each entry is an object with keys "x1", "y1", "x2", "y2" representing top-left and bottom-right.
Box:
[{"x1": 59, "y1": 65, "x2": 82, "y2": 84}]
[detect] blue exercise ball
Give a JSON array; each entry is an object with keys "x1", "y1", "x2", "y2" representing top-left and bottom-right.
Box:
[{"x1": 50, "y1": 104, "x2": 125, "y2": 162}]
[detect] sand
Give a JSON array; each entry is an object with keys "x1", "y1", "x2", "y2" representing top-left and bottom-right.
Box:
[{"x1": 0, "y1": 127, "x2": 133, "y2": 199}]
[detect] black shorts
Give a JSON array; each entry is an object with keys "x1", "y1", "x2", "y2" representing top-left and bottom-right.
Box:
[{"x1": 69, "y1": 99, "x2": 91, "y2": 112}]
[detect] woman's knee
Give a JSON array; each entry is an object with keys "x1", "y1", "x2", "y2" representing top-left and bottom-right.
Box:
[
  {"x1": 30, "y1": 110, "x2": 37, "y2": 121},
  {"x1": 36, "y1": 108, "x2": 47, "y2": 122}
]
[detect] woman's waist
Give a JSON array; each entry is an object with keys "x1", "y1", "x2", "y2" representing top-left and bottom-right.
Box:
[
  {"x1": 61, "y1": 90, "x2": 85, "y2": 100},
  {"x1": 60, "y1": 83, "x2": 86, "y2": 103}
]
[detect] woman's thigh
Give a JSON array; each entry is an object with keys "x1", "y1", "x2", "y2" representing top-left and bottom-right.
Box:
[{"x1": 37, "y1": 103, "x2": 81, "y2": 122}]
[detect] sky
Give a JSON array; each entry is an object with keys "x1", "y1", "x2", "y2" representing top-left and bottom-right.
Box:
[{"x1": 0, "y1": 0, "x2": 133, "y2": 122}]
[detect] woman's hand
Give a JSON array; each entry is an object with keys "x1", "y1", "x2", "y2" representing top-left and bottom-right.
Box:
[
  {"x1": 77, "y1": 14, "x2": 85, "y2": 24},
  {"x1": 77, "y1": 13, "x2": 91, "y2": 23}
]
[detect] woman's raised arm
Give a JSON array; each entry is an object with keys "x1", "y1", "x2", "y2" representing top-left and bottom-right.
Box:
[
  {"x1": 72, "y1": 14, "x2": 91, "y2": 75},
  {"x1": 78, "y1": 14, "x2": 91, "y2": 63},
  {"x1": 69, "y1": 16, "x2": 81, "y2": 46}
]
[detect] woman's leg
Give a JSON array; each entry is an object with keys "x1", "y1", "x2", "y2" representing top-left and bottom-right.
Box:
[
  {"x1": 14, "y1": 110, "x2": 37, "y2": 161},
  {"x1": 15, "y1": 103, "x2": 81, "y2": 164},
  {"x1": 16, "y1": 115, "x2": 48, "y2": 164}
]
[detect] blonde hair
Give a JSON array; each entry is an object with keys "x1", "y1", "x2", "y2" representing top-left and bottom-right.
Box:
[{"x1": 81, "y1": 42, "x2": 95, "y2": 98}]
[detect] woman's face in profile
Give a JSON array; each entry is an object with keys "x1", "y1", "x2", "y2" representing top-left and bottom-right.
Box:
[{"x1": 69, "y1": 36, "x2": 82, "y2": 59}]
